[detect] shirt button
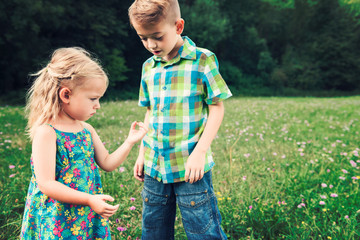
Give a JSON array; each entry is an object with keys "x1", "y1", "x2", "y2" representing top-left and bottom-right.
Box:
[
  {"x1": 169, "y1": 142, "x2": 175, "y2": 148},
  {"x1": 162, "y1": 86, "x2": 167, "y2": 90},
  {"x1": 145, "y1": 198, "x2": 149, "y2": 202},
  {"x1": 161, "y1": 130, "x2": 165, "y2": 135},
  {"x1": 161, "y1": 152, "x2": 165, "y2": 156},
  {"x1": 161, "y1": 108, "x2": 165, "y2": 112},
  {"x1": 191, "y1": 201, "x2": 195, "y2": 206}
]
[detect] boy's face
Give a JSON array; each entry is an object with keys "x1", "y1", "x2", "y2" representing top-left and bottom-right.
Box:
[{"x1": 132, "y1": 18, "x2": 184, "y2": 61}]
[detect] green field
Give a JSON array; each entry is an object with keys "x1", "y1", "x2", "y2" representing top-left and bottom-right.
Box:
[{"x1": 1, "y1": 97, "x2": 359, "y2": 239}]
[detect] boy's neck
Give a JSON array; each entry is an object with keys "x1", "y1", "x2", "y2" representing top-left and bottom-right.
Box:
[{"x1": 162, "y1": 36, "x2": 184, "y2": 62}]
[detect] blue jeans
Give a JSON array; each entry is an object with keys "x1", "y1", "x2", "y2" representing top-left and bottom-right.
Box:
[{"x1": 141, "y1": 171, "x2": 227, "y2": 240}]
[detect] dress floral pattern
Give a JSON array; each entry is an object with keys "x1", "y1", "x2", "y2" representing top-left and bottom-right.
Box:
[{"x1": 20, "y1": 126, "x2": 111, "y2": 239}]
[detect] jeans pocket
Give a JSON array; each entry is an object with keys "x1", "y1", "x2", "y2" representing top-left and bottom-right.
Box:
[
  {"x1": 141, "y1": 188, "x2": 168, "y2": 229},
  {"x1": 177, "y1": 191, "x2": 213, "y2": 234}
]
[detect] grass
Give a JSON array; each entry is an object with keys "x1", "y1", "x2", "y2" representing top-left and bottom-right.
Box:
[{"x1": 1, "y1": 96, "x2": 360, "y2": 239}]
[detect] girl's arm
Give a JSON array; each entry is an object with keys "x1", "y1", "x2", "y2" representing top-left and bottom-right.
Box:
[
  {"x1": 185, "y1": 101, "x2": 225, "y2": 183},
  {"x1": 134, "y1": 107, "x2": 151, "y2": 181},
  {"x1": 33, "y1": 125, "x2": 119, "y2": 219},
  {"x1": 87, "y1": 121, "x2": 148, "y2": 172}
]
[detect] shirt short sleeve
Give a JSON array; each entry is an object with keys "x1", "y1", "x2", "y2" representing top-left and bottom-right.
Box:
[
  {"x1": 138, "y1": 63, "x2": 151, "y2": 107},
  {"x1": 202, "y1": 54, "x2": 232, "y2": 105}
]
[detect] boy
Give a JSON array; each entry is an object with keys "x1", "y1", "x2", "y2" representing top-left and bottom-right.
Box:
[{"x1": 128, "y1": 0, "x2": 232, "y2": 239}]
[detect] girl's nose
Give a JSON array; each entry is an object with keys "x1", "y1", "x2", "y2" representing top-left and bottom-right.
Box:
[{"x1": 94, "y1": 101, "x2": 100, "y2": 109}]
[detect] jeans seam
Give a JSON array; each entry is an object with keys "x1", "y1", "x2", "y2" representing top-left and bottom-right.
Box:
[{"x1": 213, "y1": 195, "x2": 226, "y2": 240}]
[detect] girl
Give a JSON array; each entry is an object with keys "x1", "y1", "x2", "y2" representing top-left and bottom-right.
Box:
[{"x1": 20, "y1": 47, "x2": 147, "y2": 239}]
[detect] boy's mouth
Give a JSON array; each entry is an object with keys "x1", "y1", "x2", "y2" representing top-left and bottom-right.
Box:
[{"x1": 153, "y1": 50, "x2": 161, "y2": 55}]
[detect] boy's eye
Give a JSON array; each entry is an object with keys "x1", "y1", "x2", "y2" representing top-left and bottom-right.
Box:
[{"x1": 140, "y1": 36, "x2": 162, "y2": 41}]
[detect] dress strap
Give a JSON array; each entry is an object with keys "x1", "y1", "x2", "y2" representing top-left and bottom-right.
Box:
[{"x1": 45, "y1": 123, "x2": 56, "y2": 130}]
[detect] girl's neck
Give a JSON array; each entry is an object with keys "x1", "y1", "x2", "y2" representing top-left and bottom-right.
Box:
[{"x1": 51, "y1": 111, "x2": 84, "y2": 132}]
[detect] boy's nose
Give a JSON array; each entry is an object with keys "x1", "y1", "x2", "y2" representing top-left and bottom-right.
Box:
[{"x1": 148, "y1": 39, "x2": 157, "y2": 49}]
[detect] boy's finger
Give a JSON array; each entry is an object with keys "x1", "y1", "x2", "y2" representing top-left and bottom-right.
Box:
[
  {"x1": 137, "y1": 164, "x2": 143, "y2": 176},
  {"x1": 189, "y1": 171, "x2": 194, "y2": 184},
  {"x1": 184, "y1": 168, "x2": 190, "y2": 182},
  {"x1": 133, "y1": 165, "x2": 138, "y2": 177},
  {"x1": 135, "y1": 175, "x2": 144, "y2": 182},
  {"x1": 194, "y1": 170, "x2": 200, "y2": 182},
  {"x1": 199, "y1": 169, "x2": 204, "y2": 180}
]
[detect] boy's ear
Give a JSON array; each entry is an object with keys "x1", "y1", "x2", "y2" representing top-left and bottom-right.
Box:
[
  {"x1": 175, "y1": 18, "x2": 185, "y2": 35},
  {"x1": 59, "y1": 87, "x2": 71, "y2": 104}
]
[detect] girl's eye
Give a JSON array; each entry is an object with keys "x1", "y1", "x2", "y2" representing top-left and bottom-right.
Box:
[
  {"x1": 90, "y1": 98, "x2": 97, "y2": 101},
  {"x1": 154, "y1": 36, "x2": 163, "y2": 41}
]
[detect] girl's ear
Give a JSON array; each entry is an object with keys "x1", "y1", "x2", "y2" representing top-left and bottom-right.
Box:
[
  {"x1": 175, "y1": 18, "x2": 185, "y2": 35},
  {"x1": 59, "y1": 87, "x2": 71, "y2": 104}
]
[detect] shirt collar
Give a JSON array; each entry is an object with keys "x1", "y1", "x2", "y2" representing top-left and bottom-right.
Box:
[{"x1": 151, "y1": 36, "x2": 196, "y2": 68}]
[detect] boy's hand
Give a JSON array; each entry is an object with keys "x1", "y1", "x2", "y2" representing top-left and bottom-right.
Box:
[
  {"x1": 88, "y1": 194, "x2": 119, "y2": 219},
  {"x1": 126, "y1": 121, "x2": 148, "y2": 145},
  {"x1": 185, "y1": 150, "x2": 206, "y2": 184},
  {"x1": 134, "y1": 156, "x2": 145, "y2": 182}
]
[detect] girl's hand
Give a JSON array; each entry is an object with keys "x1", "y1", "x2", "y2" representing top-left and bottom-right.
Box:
[
  {"x1": 185, "y1": 150, "x2": 206, "y2": 184},
  {"x1": 133, "y1": 156, "x2": 145, "y2": 182},
  {"x1": 126, "y1": 121, "x2": 148, "y2": 145},
  {"x1": 88, "y1": 194, "x2": 119, "y2": 219}
]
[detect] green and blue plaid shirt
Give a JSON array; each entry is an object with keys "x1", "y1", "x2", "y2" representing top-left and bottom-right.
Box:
[{"x1": 139, "y1": 36, "x2": 232, "y2": 183}]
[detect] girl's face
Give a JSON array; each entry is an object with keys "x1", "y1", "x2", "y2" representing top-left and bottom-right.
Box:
[
  {"x1": 62, "y1": 78, "x2": 107, "y2": 122},
  {"x1": 132, "y1": 18, "x2": 184, "y2": 61}
]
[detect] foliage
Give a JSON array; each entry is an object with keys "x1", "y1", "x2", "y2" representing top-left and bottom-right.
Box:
[
  {"x1": 180, "y1": 0, "x2": 231, "y2": 51},
  {"x1": 0, "y1": 0, "x2": 360, "y2": 98},
  {"x1": 0, "y1": 0, "x2": 130, "y2": 92},
  {"x1": 1, "y1": 97, "x2": 360, "y2": 239}
]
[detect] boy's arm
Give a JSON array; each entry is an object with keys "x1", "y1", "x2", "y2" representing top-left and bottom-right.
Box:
[
  {"x1": 134, "y1": 107, "x2": 151, "y2": 181},
  {"x1": 185, "y1": 101, "x2": 225, "y2": 183}
]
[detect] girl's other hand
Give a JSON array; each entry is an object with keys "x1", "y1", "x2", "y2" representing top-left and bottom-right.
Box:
[
  {"x1": 88, "y1": 194, "x2": 119, "y2": 219},
  {"x1": 126, "y1": 121, "x2": 148, "y2": 145}
]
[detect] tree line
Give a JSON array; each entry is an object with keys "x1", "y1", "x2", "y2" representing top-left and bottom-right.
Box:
[{"x1": 1, "y1": 0, "x2": 359, "y2": 98}]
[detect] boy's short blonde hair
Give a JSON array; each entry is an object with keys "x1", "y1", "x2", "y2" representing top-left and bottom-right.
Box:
[{"x1": 128, "y1": 0, "x2": 181, "y2": 26}]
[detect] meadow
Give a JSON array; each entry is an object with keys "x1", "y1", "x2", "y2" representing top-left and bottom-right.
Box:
[{"x1": 0, "y1": 97, "x2": 359, "y2": 239}]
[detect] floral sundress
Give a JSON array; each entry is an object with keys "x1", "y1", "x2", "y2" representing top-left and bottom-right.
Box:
[{"x1": 20, "y1": 126, "x2": 111, "y2": 239}]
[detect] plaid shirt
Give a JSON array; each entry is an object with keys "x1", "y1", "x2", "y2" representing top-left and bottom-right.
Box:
[{"x1": 138, "y1": 36, "x2": 232, "y2": 183}]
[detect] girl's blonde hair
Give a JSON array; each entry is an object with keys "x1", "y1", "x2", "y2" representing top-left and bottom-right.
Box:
[{"x1": 25, "y1": 47, "x2": 108, "y2": 140}]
